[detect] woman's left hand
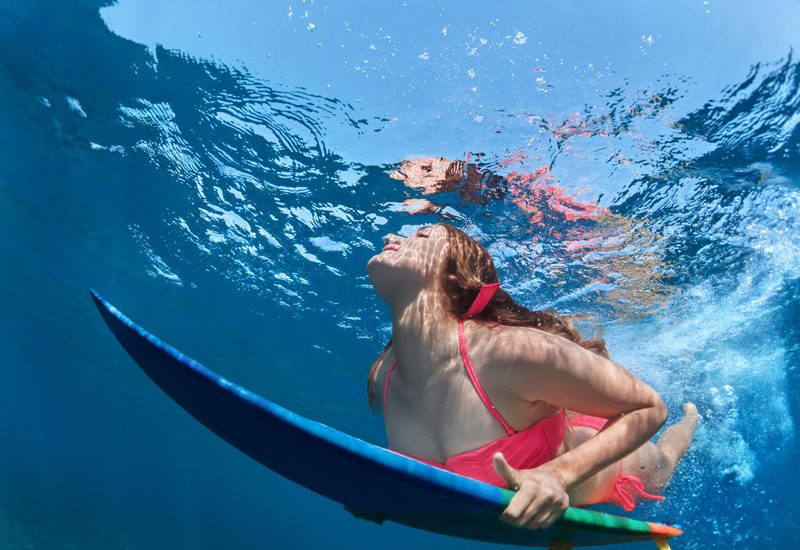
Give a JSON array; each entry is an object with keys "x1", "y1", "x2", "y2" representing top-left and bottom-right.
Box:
[{"x1": 493, "y1": 452, "x2": 570, "y2": 530}]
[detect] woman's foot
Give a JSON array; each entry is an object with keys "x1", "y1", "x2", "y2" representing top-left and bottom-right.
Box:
[{"x1": 682, "y1": 402, "x2": 700, "y2": 423}]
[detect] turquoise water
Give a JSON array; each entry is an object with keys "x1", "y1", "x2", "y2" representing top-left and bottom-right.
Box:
[{"x1": 1, "y1": 1, "x2": 799, "y2": 547}]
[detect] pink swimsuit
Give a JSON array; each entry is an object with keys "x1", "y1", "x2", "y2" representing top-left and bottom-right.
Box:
[{"x1": 383, "y1": 284, "x2": 663, "y2": 512}]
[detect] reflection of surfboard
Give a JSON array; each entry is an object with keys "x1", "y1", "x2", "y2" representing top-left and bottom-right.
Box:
[{"x1": 90, "y1": 289, "x2": 681, "y2": 549}]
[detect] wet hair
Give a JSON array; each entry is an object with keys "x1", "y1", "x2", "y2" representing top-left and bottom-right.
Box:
[
  {"x1": 438, "y1": 224, "x2": 608, "y2": 354},
  {"x1": 367, "y1": 223, "x2": 609, "y2": 413}
]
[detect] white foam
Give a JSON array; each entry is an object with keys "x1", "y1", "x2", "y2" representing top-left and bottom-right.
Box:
[{"x1": 608, "y1": 240, "x2": 795, "y2": 484}]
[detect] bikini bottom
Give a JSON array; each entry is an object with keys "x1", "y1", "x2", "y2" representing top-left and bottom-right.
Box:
[{"x1": 570, "y1": 414, "x2": 664, "y2": 512}]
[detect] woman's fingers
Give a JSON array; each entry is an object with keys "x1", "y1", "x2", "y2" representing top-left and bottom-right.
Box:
[
  {"x1": 502, "y1": 482, "x2": 550, "y2": 527},
  {"x1": 539, "y1": 511, "x2": 561, "y2": 530},
  {"x1": 500, "y1": 487, "x2": 531, "y2": 523},
  {"x1": 509, "y1": 491, "x2": 561, "y2": 529},
  {"x1": 501, "y1": 494, "x2": 540, "y2": 525},
  {"x1": 497, "y1": 465, "x2": 570, "y2": 530},
  {"x1": 506, "y1": 499, "x2": 562, "y2": 530},
  {"x1": 519, "y1": 497, "x2": 547, "y2": 528},
  {"x1": 504, "y1": 496, "x2": 557, "y2": 529},
  {"x1": 523, "y1": 506, "x2": 561, "y2": 530},
  {"x1": 493, "y1": 452, "x2": 520, "y2": 490}
]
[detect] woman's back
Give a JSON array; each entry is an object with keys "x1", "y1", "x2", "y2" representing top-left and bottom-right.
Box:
[{"x1": 377, "y1": 320, "x2": 565, "y2": 465}]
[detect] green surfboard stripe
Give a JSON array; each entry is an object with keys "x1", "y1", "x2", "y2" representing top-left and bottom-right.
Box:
[{"x1": 497, "y1": 488, "x2": 653, "y2": 534}]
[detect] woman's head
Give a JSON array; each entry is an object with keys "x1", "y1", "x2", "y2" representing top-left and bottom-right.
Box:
[
  {"x1": 368, "y1": 222, "x2": 608, "y2": 350},
  {"x1": 366, "y1": 224, "x2": 449, "y2": 305},
  {"x1": 367, "y1": 223, "x2": 505, "y2": 311}
]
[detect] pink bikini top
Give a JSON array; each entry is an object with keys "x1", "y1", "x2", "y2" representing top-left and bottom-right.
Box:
[{"x1": 383, "y1": 282, "x2": 566, "y2": 487}]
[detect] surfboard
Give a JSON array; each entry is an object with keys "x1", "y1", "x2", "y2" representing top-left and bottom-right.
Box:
[{"x1": 90, "y1": 289, "x2": 681, "y2": 548}]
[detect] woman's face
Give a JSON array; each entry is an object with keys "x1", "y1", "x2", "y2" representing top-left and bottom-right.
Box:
[{"x1": 367, "y1": 224, "x2": 449, "y2": 303}]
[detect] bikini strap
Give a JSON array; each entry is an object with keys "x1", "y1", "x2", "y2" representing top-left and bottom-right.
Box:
[
  {"x1": 458, "y1": 282, "x2": 514, "y2": 435},
  {"x1": 458, "y1": 319, "x2": 515, "y2": 436},
  {"x1": 387, "y1": 282, "x2": 505, "y2": 429},
  {"x1": 612, "y1": 461, "x2": 665, "y2": 512},
  {"x1": 383, "y1": 358, "x2": 397, "y2": 414}
]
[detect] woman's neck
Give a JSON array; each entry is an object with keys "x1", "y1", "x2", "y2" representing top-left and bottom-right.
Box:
[{"x1": 390, "y1": 289, "x2": 456, "y2": 373}]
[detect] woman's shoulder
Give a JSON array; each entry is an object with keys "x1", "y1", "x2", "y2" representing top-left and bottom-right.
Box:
[
  {"x1": 476, "y1": 322, "x2": 578, "y2": 397},
  {"x1": 478, "y1": 320, "x2": 554, "y2": 351},
  {"x1": 489, "y1": 321, "x2": 580, "y2": 356}
]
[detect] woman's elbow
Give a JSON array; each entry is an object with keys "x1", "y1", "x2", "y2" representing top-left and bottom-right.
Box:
[{"x1": 651, "y1": 396, "x2": 668, "y2": 429}]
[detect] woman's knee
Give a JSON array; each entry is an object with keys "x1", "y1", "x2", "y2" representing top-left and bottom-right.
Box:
[{"x1": 622, "y1": 442, "x2": 673, "y2": 495}]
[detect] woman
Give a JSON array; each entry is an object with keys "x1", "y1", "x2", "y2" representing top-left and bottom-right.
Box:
[{"x1": 366, "y1": 223, "x2": 699, "y2": 530}]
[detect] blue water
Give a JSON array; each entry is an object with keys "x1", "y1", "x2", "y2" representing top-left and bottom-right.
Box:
[{"x1": 2, "y1": 1, "x2": 799, "y2": 548}]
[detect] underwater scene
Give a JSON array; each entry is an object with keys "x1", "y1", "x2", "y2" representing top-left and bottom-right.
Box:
[{"x1": 1, "y1": 0, "x2": 799, "y2": 548}]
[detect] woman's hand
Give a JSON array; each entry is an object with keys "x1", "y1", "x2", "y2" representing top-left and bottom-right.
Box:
[{"x1": 493, "y1": 452, "x2": 569, "y2": 530}]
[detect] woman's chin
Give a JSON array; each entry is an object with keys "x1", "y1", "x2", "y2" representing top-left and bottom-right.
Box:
[
  {"x1": 367, "y1": 252, "x2": 386, "y2": 267},
  {"x1": 369, "y1": 249, "x2": 398, "y2": 264},
  {"x1": 366, "y1": 255, "x2": 389, "y2": 284}
]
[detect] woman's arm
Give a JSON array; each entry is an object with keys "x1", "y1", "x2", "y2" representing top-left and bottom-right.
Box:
[{"x1": 492, "y1": 326, "x2": 668, "y2": 527}]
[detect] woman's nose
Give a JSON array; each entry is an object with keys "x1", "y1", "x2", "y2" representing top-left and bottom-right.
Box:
[{"x1": 383, "y1": 234, "x2": 403, "y2": 246}]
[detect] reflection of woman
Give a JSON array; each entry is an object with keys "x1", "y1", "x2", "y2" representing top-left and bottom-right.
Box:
[
  {"x1": 390, "y1": 156, "x2": 505, "y2": 204},
  {"x1": 389, "y1": 155, "x2": 601, "y2": 224},
  {"x1": 367, "y1": 223, "x2": 698, "y2": 530},
  {"x1": 389, "y1": 156, "x2": 505, "y2": 214},
  {"x1": 391, "y1": 156, "x2": 673, "y2": 320}
]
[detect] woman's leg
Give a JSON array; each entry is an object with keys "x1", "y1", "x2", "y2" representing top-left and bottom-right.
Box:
[
  {"x1": 561, "y1": 428, "x2": 623, "y2": 506},
  {"x1": 623, "y1": 402, "x2": 699, "y2": 495},
  {"x1": 565, "y1": 403, "x2": 699, "y2": 507}
]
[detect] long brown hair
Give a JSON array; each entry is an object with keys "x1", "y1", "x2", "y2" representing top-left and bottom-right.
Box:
[{"x1": 367, "y1": 223, "x2": 609, "y2": 413}]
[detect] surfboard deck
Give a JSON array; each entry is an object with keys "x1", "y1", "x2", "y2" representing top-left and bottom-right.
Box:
[{"x1": 90, "y1": 290, "x2": 681, "y2": 547}]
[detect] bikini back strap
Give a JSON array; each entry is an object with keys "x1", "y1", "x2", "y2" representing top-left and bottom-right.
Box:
[
  {"x1": 458, "y1": 319, "x2": 515, "y2": 436},
  {"x1": 383, "y1": 359, "x2": 398, "y2": 414}
]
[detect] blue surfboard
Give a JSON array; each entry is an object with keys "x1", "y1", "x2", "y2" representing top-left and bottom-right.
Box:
[{"x1": 90, "y1": 290, "x2": 681, "y2": 548}]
